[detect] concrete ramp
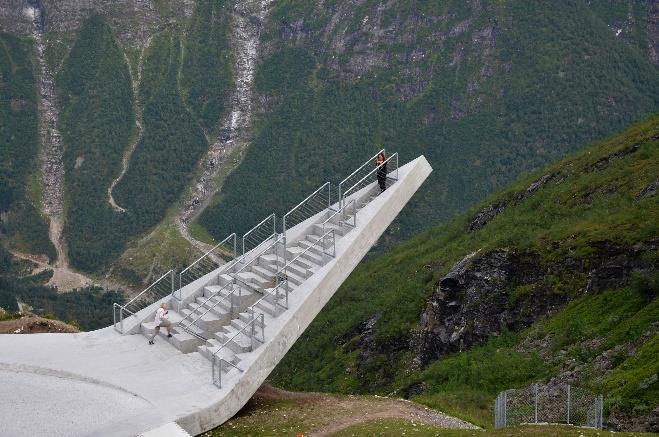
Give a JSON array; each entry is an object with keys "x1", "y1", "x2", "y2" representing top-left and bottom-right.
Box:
[{"x1": 0, "y1": 156, "x2": 432, "y2": 436}]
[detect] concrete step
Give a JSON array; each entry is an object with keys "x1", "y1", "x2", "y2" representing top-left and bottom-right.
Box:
[
  {"x1": 312, "y1": 222, "x2": 345, "y2": 237},
  {"x1": 203, "y1": 284, "x2": 233, "y2": 300},
  {"x1": 255, "y1": 298, "x2": 280, "y2": 317},
  {"x1": 286, "y1": 246, "x2": 323, "y2": 267},
  {"x1": 259, "y1": 253, "x2": 284, "y2": 269},
  {"x1": 216, "y1": 326, "x2": 253, "y2": 354},
  {"x1": 297, "y1": 237, "x2": 326, "y2": 257},
  {"x1": 237, "y1": 311, "x2": 275, "y2": 328},
  {"x1": 217, "y1": 274, "x2": 234, "y2": 286},
  {"x1": 141, "y1": 322, "x2": 201, "y2": 353},
  {"x1": 236, "y1": 271, "x2": 273, "y2": 289},
  {"x1": 277, "y1": 268, "x2": 305, "y2": 287},
  {"x1": 251, "y1": 265, "x2": 275, "y2": 282},
  {"x1": 199, "y1": 338, "x2": 241, "y2": 367}
]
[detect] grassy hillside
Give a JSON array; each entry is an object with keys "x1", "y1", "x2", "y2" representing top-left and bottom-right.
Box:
[
  {"x1": 0, "y1": 33, "x2": 55, "y2": 259},
  {"x1": 270, "y1": 115, "x2": 659, "y2": 429},
  {"x1": 199, "y1": 0, "x2": 659, "y2": 243},
  {"x1": 57, "y1": 15, "x2": 135, "y2": 271}
]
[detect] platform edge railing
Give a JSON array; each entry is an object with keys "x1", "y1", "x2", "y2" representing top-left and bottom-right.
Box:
[
  {"x1": 112, "y1": 269, "x2": 174, "y2": 334},
  {"x1": 175, "y1": 233, "x2": 237, "y2": 301}
]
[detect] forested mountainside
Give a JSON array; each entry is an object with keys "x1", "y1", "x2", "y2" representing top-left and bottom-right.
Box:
[
  {"x1": 0, "y1": 0, "x2": 658, "y2": 281},
  {"x1": 200, "y1": 0, "x2": 659, "y2": 245},
  {"x1": 0, "y1": 32, "x2": 55, "y2": 259},
  {"x1": 271, "y1": 115, "x2": 659, "y2": 431}
]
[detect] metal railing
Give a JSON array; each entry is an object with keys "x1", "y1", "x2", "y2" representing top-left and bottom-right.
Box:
[
  {"x1": 321, "y1": 198, "x2": 356, "y2": 235},
  {"x1": 211, "y1": 312, "x2": 265, "y2": 388},
  {"x1": 175, "y1": 233, "x2": 237, "y2": 300},
  {"x1": 495, "y1": 383, "x2": 603, "y2": 429},
  {"x1": 235, "y1": 233, "x2": 284, "y2": 282},
  {"x1": 113, "y1": 270, "x2": 175, "y2": 334},
  {"x1": 341, "y1": 152, "x2": 398, "y2": 207},
  {"x1": 283, "y1": 182, "x2": 332, "y2": 241},
  {"x1": 338, "y1": 149, "x2": 384, "y2": 208},
  {"x1": 242, "y1": 213, "x2": 276, "y2": 256},
  {"x1": 178, "y1": 280, "x2": 236, "y2": 340},
  {"x1": 276, "y1": 229, "x2": 336, "y2": 288}
]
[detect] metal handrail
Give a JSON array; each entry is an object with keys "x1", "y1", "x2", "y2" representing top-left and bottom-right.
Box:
[
  {"x1": 338, "y1": 149, "x2": 384, "y2": 207},
  {"x1": 242, "y1": 213, "x2": 276, "y2": 256},
  {"x1": 235, "y1": 233, "x2": 283, "y2": 276},
  {"x1": 248, "y1": 279, "x2": 289, "y2": 320},
  {"x1": 321, "y1": 198, "x2": 356, "y2": 234},
  {"x1": 342, "y1": 153, "x2": 398, "y2": 203},
  {"x1": 212, "y1": 355, "x2": 242, "y2": 388},
  {"x1": 276, "y1": 229, "x2": 336, "y2": 287},
  {"x1": 210, "y1": 312, "x2": 264, "y2": 387},
  {"x1": 113, "y1": 269, "x2": 174, "y2": 334},
  {"x1": 283, "y1": 182, "x2": 331, "y2": 238},
  {"x1": 178, "y1": 280, "x2": 237, "y2": 338},
  {"x1": 176, "y1": 233, "x2": 237, "y2": 300}
]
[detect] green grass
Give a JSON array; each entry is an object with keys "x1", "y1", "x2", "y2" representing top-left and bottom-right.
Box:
[
  {"x1": 270, "y1": 115, "x2": 659, "y2": 426},
  {"x1": 334, "y1": 420, "x2": 655, "y2": 436}
]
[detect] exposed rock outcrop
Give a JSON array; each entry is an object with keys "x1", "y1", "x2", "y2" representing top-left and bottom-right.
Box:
[{"x1": 413, "y1": 239, "x2": 658, "y2": 366}]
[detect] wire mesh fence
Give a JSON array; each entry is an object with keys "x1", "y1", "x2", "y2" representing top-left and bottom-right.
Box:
[{"x1": 495, "y1": 383, "x2": 603, "y2": 429}]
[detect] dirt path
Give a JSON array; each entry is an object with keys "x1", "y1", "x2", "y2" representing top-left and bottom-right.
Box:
[
  {"x1": 221, "y1": 384, "x2": 478, "y2": 436},
  {"x1": 175, "y1": 0, "x2": 275, "y2": 251},
  {"x1": 9, "y1": 249, "x2": 93, "y2": 291},
  {"x1": 108, "y1": 35, "x2": 153, "y2": 213}
]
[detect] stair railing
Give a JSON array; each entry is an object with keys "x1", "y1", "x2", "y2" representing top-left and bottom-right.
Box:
[
  {"x1": 242, "y1": 213, "x2": 276, "y2": 257},
  {"x1": 234, "y1": 233, "x2": 284, "y2": 283},
  {"x1": 338, "y1": 149, "x2": 385, "y2": 208},
  {"x1": 178, "y1": 280, "x2": 240, "y2": 340},
  {"x1": 321, "y1": 198, "x2": 357, "y2": 236},
  {"x1": 210, "y1": 311, "x2": 265, "y2": 388},
  {"x1": 341, "y1": 152, "x2": 398, "y2": 207},
  {"x1": 113, "y1": 269, "x2": 175, "y2": 334},
  {"x1": 248, "y1": 279, "x2": 289, "y2": 321},
  {"x1": 276, "y1": 229, "x2": 336, "y2": 290},
  {"x1": 175, "y1": 233, "x2": 237, "y2": 301},
  {"x1": 282, "y1": 182, "x2": 332, "y2": 242}
]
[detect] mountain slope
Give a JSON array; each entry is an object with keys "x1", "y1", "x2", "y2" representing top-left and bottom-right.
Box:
[
  {"x1": 199, "y1": 0, "x2": 659, "y2": 245},
  {"x1": 270, "y1": 115, "x2": 659, "y2": 430},
  {"x1": 57, "y1": 15, "x2": 135, "y2": 272},
  {"x1": 0, "y1": 32, "x2": 54, "y2": 259}
]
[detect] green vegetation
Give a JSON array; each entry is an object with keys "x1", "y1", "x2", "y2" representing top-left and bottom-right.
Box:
[
  {"x1": 181, "y1": 0, "x2": 234, "y2": 132},
  {"x1": 0, "y1": 33, "x2": 55, "y2": 259},
  {"x1": 334, "y1": 421, "x2": 654, "y2": 436},
  {"x1": 114, "y1": 31, "x2": 208, "y2": 241},
  {"x1": 270, "y1": 115, "x2": 659, "y2": 426},
  {"x1": 0, "y1": 244, "x2": 122, "y2": 330},
  {"x1": 57, "y1": 15, "x2": 135, "y2": 271},
  {"x1": 199, "y1": 0, "x2": 659, "y2": 243}
]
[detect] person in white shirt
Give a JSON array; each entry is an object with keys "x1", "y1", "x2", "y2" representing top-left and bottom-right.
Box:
[{"x1": 148, "y1": 303, "x2": 172, "y2": 345}]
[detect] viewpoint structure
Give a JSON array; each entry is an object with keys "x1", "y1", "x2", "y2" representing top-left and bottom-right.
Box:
[{"x1": 0, "y1": 153, "x2": 432, "y2": 437}]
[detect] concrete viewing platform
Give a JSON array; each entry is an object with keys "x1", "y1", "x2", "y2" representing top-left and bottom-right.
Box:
[{"x1": 0, "y1": 156, "x2": 432, "y2": 436}]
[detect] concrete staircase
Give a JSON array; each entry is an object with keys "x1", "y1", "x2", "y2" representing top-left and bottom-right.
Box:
[{"x1": 140, "y1": 186, "x2": 382, "y2": 375}]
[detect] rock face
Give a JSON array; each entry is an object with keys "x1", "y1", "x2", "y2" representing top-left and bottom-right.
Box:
[
  {"x1": 414, "y1": 239, "x2": 658, "y2": 365},
  {"x1": 0, "y1": 0, "x2": 190, "y2": 44}
]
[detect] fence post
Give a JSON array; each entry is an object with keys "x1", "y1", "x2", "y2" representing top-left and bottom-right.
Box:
[
  {"x1": 503, "y1": 390, "x2": 507, "y2": 427},
  {"x1": 567, "y1": 384, "x2": 571, "y2": 424},
  {"x1": 598, "y1": 394, "x2": 604, "y2": 429},
  {"x1": 534, "y1": 383, "x2": 539, "y2": 424}
]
